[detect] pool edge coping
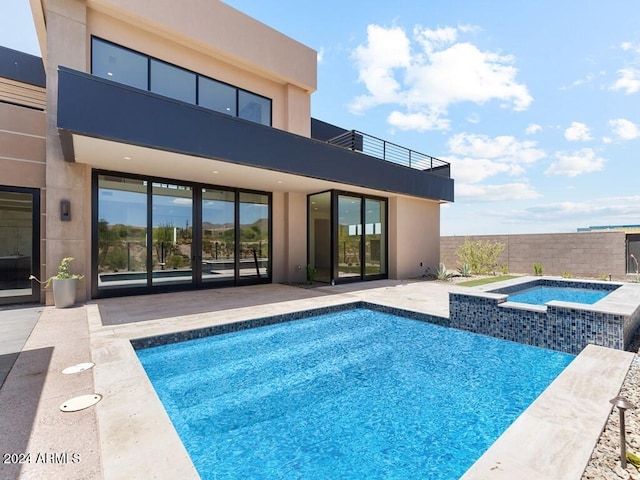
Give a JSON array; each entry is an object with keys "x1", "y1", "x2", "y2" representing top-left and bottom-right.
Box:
[
  {"x1": 88, "y1": 294, "x2": 634, "y2": 480},
  {"x1": 460, "y1": 344, "x2": 634, "y2": 480}
]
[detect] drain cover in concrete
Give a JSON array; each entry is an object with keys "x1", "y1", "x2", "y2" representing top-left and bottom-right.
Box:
[
  {"x1": 62, "y1": 362, "x2": 95, "y2": 374},
  {"x1": 60, "y1": 394, "x2": 102, "y2": 412}
]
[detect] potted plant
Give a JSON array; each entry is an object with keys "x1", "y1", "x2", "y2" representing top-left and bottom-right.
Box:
[{"x1": 29, "y1": 257, "x2": 84, "y2": 308}]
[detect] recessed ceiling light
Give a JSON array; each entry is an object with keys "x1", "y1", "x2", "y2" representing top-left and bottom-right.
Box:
[
  {"x1": 107, "y1": 72, "x2": 113, "y2": 76},
  {"x1": 277, "y1": 180, "x2": 283, "y2": 184},
  {"x1": 213, "y1": 170, "x2": 219, "y2": 174},
  {"x1": 124, "y1": 156, "x2": 131, "y2": 160}
]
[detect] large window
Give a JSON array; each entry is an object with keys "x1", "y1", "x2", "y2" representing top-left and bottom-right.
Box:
[
  {"x1": 308, "y1": 190, "x2": 387, "y2": 284},
  {"x1": 91, "y1": 37, "x2": 272, "y2": 126},
  {"x1": 308, "y1": 192, "x2": 331, "y2": 283},
  {"x1": 97, "y1": 176, "x2": 148, "y2": 289},
  {"x1": 338, "y1": 195, "x2": 362, "y2": 279},
  {"x1": 239, "y1": 192, "x2": 269, "y2": 280},
  {"x1": 94, "y1": 172, "x2": 270, "y2": 297},
  {"x1": 239, "y1": 90, "x2": 271, "y2": 125},
  {"x1": 151, "y1": 182, "x2": 193, "y2": 286},
  {"x1": 365, "y1": 198, "x2": 386, "y2": 276},
  {"x1": 91, "y1": 39, "x2": 148, "y2": 90},
  {"x1": 150, "y1": 60, "x2": 196, "y2": 104},
  {"x1": 199, "y1": 77, "x2": 237, "y2": 116},
  {"x1": 201, "y1": 189, "x2": 235, "y2": 284}
]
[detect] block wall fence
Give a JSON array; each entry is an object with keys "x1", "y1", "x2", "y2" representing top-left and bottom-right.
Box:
[{"x1": 440, "y1": 232, "x2": 628, "y2": 278}]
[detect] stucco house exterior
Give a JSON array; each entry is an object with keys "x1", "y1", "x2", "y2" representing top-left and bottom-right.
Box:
[{"x1": 0, "y1": 0, "x2": 453, "y2": 306}]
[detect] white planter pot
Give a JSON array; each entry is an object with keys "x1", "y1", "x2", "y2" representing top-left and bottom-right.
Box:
[{"x1": 52, "y1": 278, "x2": 77, "y2": 308}]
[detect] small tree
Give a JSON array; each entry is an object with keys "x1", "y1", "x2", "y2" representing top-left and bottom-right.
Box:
[{"x1": 456, "y1": 238, "x2": 505, "y2": 275}]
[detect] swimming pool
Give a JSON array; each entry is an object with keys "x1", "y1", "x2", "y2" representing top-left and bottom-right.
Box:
[
  {"x1": 508, "y1": 286, "x2": 610, "y2": 305},
  {"x1": 136, "y1": 308, "x2": 574, "y2": 479}
]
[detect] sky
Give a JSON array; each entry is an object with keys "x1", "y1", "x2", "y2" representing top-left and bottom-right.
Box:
[{"x1": 3, "y1": 0, "x2": 640, "y2": 236}]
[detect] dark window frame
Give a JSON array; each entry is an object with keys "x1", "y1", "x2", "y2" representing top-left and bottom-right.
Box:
[
  {"x1": 90, "y1": 36, "x2": 272, "y2": 126},
  {"x1": 306, "y1": 189, "x2": 388, "y2": 285},
  {"x1": 92, "y1": 169, "x2": 272, "y2": 299},
  {"x1": 0, "y1": 185, "x2": 41, "y2": 305}
]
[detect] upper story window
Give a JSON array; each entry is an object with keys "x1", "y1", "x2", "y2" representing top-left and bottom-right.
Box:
[
  {"x1": 150, "y1": 59, "x2": 196, "y2": 104},
  {"x1": 198, "y1": 76, "x2": 236, "y2": 116},
  {"x1": 91, "y1": 38, "x2": 147, "y2": 90},
  {"x1": 91, "y1": 37, "x2": 272, "y2": 127}
]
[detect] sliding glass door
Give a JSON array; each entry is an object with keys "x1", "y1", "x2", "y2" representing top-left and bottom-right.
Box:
[
  {"x1": 308, "y1": 190, "x2": 387, "y2": 284},
  {"x1": 337, "y1": 195, "x2": 362, "y2": 279},
  {"x1": 201, "y1": 189, "x2": 235, "y2": 284},
  {"x1": 308, "y1": 192, "x2": 331, "y2": 283},
  {"x1": 365, "y1": 198, "x2": 386, "y2": 277},
  {"x1": 0, "y1": 187, "x2": 40, "y2": 305},
  {"x1": 151, "y1": 182, "x2": 193, "y2": 286},
  {"x1": 94, "y1": 172, "x2": 270, "y2": 297},
  {"x1": 238, "y1": 192, "x2": 269, "y2": 281}
]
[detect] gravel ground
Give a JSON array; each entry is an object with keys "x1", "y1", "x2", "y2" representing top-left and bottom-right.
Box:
[{"x1": 581, "y1": 340, "x2": 640, "y2": 479}]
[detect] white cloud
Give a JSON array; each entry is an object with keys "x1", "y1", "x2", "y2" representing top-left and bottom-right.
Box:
[
  {"x1": 545, "y1": 148, "x2": 606, "y2": 177},
  {"x1": 349, "y1": 24, "x2": 532, "y2": 130},
  {"x1": 608, "y1": 118, "x2": 640, "y2": 140},
  {"x1": 448, "y1": 133, "x2": 545, "y2": 164},
  {"x1": 387, "y1": 110, "x2": 450, "y2": 131},
  {"x1": 526, "y1": 196, "x2": 640, "y2": 220},
  {"x1": 456, "y1": 183, "x2": 541, "y2": 201},
  {"x1": 525, "y1": 123, "x2": 542, "y2": 135},
  {"x1": 560, "y1": 73, "x2": 596, "y2": 90},
  {"x1": 350, "y1": 25, "x2": 411, "y2": 113},
  {"x1": 466, "y1": 112, "x2": 480, "y2": 124},
  {"x1": 317, "y1": 46, "x2": 325, "y2": 64},
  {"x1": 610, "y1": 68, "x2": 640, "y2": 94},
  {"x1": 564, "y1": 121, "x2": 593, "y2": 141},
  {"x1": 621, "y1": 41, "x2": 640, "y2": 53},
  {"x1": 444, "y1": 133, "x2": 544, "y2": 202},
  {"x1": 447, "y1": 157, "x2": 522, "y2": 184}
]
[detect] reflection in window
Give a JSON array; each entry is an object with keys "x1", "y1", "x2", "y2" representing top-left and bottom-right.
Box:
[
  {"x1": 239, "y1": 90, "x2": 271, "y2": 126},
  {"x1": 91, "y1": 38, "x2": 148, "y2": 90},
  {"x1": 199, "y1": 77, "x2": 237, "y2": 116},
  {"x1": 338, "y1": 195, "x2": 362, "y2": 278},
  {"x1": 91, "y1": 37, "x2": 272, "y2": 126},
  {"x1": 202, "y1": 189, "x2": 235, "y2": 283},
  {"x1": 150, "y1": 60, "x2": 196, "y2": 104},
  {"x1": 151, "y1": 183, "x2": 193, "y2": 285},
  {"x1": 97, "y1": 175, "x2": 148, "y2": 289},
  {"x1": 239, "y1": 192, "x2": 269, "y2": 279},
  {"x1": 365, "y1": 199, "x2": 386, "y2": 276},
  {"x1": 308, "y1": 192, "x2": 332, "y2": 283}
]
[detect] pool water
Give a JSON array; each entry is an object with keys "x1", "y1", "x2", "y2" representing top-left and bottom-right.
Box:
[
  {"x1": 508, "y1": 286, "x2": 610, "y2": 305},
  {"x1": 136, "y1": 309, "x2": 574, "y2": 479}
]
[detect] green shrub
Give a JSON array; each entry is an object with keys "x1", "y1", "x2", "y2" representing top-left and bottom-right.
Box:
[
  {"x1": 500, "y1": 264, "x2": 509, "y2": 275},
  {"x1": 457, "y1": 262, "x2": 471, "y2": 277},
  {"x1": 533, "y1": 262, "x2": 543, "y2": 275},
  {"x1": 456, "y1": 238, "x2": 505, "y2": 275},
  {"x1": 436, "y1": 263, "x2": 452, "y2": 281},
  {"x1": 561, "y1": 271, "x2": 574, "y2": 278},
  {"x1": 168, "y1": 255, "x2": 184, "y2": 269}
]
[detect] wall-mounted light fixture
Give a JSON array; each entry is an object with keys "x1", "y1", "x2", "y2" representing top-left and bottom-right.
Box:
[{"x1": 60, "y1": 199, "x2": 71, "y2": 221}]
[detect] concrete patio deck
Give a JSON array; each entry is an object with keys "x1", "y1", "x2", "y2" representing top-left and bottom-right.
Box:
[{"x1": 0, "y1": 280, "x2": 634, "y2": 479}]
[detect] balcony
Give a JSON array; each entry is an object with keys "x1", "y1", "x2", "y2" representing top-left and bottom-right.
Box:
[
  {"x1": 327, "y1": 130, "x2": 450, "y2": 178},
  {"x1": 56, "y1": 67, "x2": 454, "y2": 202}
]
